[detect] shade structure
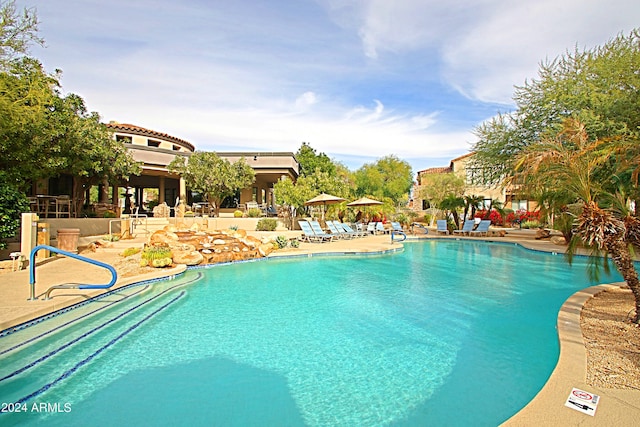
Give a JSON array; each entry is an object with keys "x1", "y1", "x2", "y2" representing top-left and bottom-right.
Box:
[
  {"x1": 305, "y1": 193, "x2": 346, "y2": 206},
  {"x1": 305, "y1": 193, "x2": 345, "y2": 220},
  {"x1": 346, "y1": 197, "x2": 383, "y2": 207},
  {"x1": 347, "y1": 197, "x2": 383, "y2": 222}
]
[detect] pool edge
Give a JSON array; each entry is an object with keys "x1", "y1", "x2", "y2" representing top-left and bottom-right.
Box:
[{"x1": 502, "y1": 283, "x2": 640, "y2": 426}]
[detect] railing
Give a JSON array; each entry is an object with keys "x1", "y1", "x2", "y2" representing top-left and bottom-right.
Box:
[
  {"x1": 391, "y1": 230, "x2": 407, "y2": 242},
  {"x1": 29, "y1": 245, "x2": 117, "y2": 301}
]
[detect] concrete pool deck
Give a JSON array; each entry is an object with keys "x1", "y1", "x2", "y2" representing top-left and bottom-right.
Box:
[{"x1": 0, "y1": 227, "x2": 638, "y2": 425}]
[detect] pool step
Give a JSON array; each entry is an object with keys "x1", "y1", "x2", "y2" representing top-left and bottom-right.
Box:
[{"x1": 0, "y1": 271, "x2": 203, "y2": 405}]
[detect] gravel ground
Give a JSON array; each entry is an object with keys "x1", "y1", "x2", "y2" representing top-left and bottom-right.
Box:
[{"x1": 581, "y1": 287, "x2": 640, "y2": 390}]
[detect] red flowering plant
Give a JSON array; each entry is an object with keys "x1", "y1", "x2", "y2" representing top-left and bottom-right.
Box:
[
  {"x1": 474, "y1": 210, "x2": 504, "y2": 226},
  {"x1": 505, "y1": 210, "x2": 541, "y2": 227}
]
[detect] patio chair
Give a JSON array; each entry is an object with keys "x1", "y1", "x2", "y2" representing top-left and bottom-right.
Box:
[
  {"x1": 298, "y1": 220, "x2": 328, "y2": 243},
  {"x1": 341, "y1": 222, "x2": 366, "y2": 238},
  {"x1": 376, "y1": 222, "x2": 390, "y2": 234},
  {"x1": 309, "y1": 220, "x2": 335, "y2": 242},
  {"x1": 332, "y1": 221, "x2": 357, "y2": 239},
  {"x1": 436, "y1": 220, "x2": 449, "y2": 235},
  {"x1": 469, "y1": 220, "x2": 491, "y2": 237},
  {"x1": 54, "y1": 196, "x2": 72, "y2": 218},
  {"x1": 391, "y1": 222, "x2": 403, "y2": 232},
  {"x1": 366, "y1": 222, "x2": 377, "y2": 235},
  {"x1": 326, "y1": 221, "x2": 347, "y2": 239},
  {"x1": 453, "y1": 220, "x2": 475, "y2": 236}
]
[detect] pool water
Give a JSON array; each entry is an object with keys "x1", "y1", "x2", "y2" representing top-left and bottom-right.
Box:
[{"x1": 0, "y1": 240, "x2": 622, "y2": 426}]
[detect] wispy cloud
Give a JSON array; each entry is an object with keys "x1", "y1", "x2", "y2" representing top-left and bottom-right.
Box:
[{"x1": 20, "y1": 0, "x2": 640, "y2": 172}]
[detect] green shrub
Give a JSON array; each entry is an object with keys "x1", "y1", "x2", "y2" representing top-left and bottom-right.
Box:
[
  {"x1": 140, "y1": 245, "x2": 173, "y2": 268},
  {"x1": 121, "y1": 247, "x2": 141, "y2": 257},
  {"x1": 290, "y1": 238, "x2": 300, "y2": 248},
  {"x1": 247, "y1": 207, "x2": 261, "y2": 218},
  {"x1": 0, "y1": 178, "x2": 29, "y2": 249},
  {"x1": 229, "y1": 225, "x2": 239, "y2": 231},
  {"x1": 521, "y1": 220, "x2": 542, "y2": 229},
  {"x1": 102, "y1": 234, "x2": 120, "y2": 242},
  {"x1": 233, "y1": 210, "x2": 244, "y2": 218},
  {"x1": 275, "y1": 235, "x2": 288, "y2": 249},
  {"x1": 103, "y1": 210, "x2": 117, "y2": 218},
  {"x1": 256, "y1": 218, "x2": 277, "y2": 231}
]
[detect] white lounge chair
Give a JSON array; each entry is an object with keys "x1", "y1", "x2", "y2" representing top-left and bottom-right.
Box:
[
  {"x1": 436, "y1": 220, "x2": 449, "y2": 235},
  {"x1": 341, "y1": 222, "x2": 365, "y2": 237},
  {"x1": 309, "y1": 220, "x2": 335, "y2": 242},
  {"x1": 376, "y1": 222, "x2": 390, "y2": 234},
  {"x1": 299, "y1": 220, "x2": 332, "y2": 243},
  {"x1": 469, "y1": 220, "x2": 491, "y2": 237},
  {"x1": 453, "y1": 220, "x2": 475, "y2": 236}
]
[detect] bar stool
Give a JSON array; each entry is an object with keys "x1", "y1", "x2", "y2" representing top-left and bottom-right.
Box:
[{"x1": 55, "y1": 196, "x2": 72, "y2": 218}]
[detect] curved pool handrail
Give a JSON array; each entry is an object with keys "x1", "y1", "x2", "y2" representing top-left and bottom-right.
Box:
[
  {"x1": 391, "y1": 231, "x2": 407, "y2": 242},
  {"x1": 29, "y1": 245, "x2": 118, "y2": 301}
]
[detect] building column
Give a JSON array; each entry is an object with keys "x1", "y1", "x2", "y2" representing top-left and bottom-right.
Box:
[
  {"x1": 179, "y1": 177, "x2": 187, "y2": 202},
  {"x1": 159, "y1": 176, "x2": 166, "y2": 204}
]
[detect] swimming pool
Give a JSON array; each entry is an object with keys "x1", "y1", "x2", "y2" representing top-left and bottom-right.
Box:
[{"x1": 0, "y1": 240, "x2": 621, "y2": 426}]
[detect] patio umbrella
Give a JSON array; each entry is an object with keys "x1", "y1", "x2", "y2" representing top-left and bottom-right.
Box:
[
  {"x1": 305, "y1": 193, "x2": 345, "y2": 220},
  {"x1": 347, "y1": 196, "x2": 383, "y2": 222}
]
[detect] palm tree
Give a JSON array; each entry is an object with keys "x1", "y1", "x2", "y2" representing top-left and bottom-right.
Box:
[
  {"x1": 514, "y1": 118, "x2": 640, "y2": 323},
  {"x1": 462, "y1": 195, "x2": 484, "y2": 222}
]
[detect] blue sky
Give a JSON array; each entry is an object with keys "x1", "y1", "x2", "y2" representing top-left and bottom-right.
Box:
[{"x1": 19, "y1": 0, "x2": 640, "y2": 173}]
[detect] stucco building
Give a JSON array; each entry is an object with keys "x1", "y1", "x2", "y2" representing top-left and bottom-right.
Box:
[
  {"x1": 413, "y1": 152, "x2": 534, "y2": 212},
  {"x1": 107, "y1": 123, "x2": 299, "y2": 214}
]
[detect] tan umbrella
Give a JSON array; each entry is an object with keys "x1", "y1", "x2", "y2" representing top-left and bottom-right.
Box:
[
  {"x1": 347, "y1": 196, "x2": 383, "y2": 222},
  {"x1": 305, "y1": 193, "x2": 345, "y2": 220},
  {"x1": 347, "y1": 196, "x2": 383, "y2": 207}
]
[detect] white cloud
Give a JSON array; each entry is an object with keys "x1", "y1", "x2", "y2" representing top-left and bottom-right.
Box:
[
  {"x1": 322, "y1": 0, "x2": 640, "y2": 104},
  {"x1": 22, "y1": 0, "x2": 640, "y2": 174}
]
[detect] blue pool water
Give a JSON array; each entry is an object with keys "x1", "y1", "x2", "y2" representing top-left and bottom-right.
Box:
[{"x1": 0, "y1": 240, "x2": 622, "y2": 426}]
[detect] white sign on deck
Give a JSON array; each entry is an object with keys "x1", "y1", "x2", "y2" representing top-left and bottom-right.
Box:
[{"x1": 565, "y1": 388, "x2": 600, "y2": 416}]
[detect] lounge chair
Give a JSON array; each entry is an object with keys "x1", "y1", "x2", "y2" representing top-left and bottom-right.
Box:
[
  {"x1": 299, "y1": 220, "x2": 332, "y2": 243},
  {"x1": 332, "y1": 221, "x2": 358, "y2": 238},
  {"x1": 376, "y1": 222, "x2": 390, "y2": 234},
  {"x1": 309, "y1": 220, "x2": 335, "y2": 242},
  {"x1": 436, "y1": 220, "x2": 449, "y2": 235},
  {"x1": 469, "y1": 220, "x2": 491, "y2": 237},
  {"x1": 341, "y1": 222, "x2": 366, "y2": 237},
  {"x1": 391, "y1": 222, "x2": 403, "y2": 232},
  {"x1": 453, "y1": 220, "x2": 475, "y2": 236},
  {"x1": 326, "y1": 221, "x2": 349, "y2": 239},
  {"x1": 366, "y1": 222, "x2": 377, "y2": 235}
]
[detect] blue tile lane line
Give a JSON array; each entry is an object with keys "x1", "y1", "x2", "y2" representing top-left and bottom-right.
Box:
[
  {"x1": 0, "y1": 285, "x2": 151, "y2": 356},
  {"x1": 1, "y1": 290, "x2": 185, "y2": 409},
  {"x1": 0, "y1": 273, "x2": 203, "y2": 383}
]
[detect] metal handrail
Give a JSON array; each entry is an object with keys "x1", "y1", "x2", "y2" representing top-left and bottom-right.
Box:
[
  {"x1": 391, "y1": 230, "x2": 407, "y2": 242},
  {"x1": 29, "y1": 245, "x2": 117, "y2": 301}
]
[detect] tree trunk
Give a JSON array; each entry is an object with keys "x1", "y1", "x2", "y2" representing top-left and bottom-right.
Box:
[{"x1": 605, "y1": 239, "x2": 640, "y2": 323}]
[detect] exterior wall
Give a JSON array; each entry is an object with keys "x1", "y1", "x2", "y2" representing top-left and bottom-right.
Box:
[
  {"x1": 450, "y1": 155, "x2": 506, "y2": 206},
  {"x1": 413, "y1": 152, "x2": 537, "y2": 215}
]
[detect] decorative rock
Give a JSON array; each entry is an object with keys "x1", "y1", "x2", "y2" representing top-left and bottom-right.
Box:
[
  {"x1": 213, "y1": 239, "x2": 226, "y2": 245},
  {"x1": 535, "y1": 228, "x2": 551, "y2": 240},
  {"x1": 550, "y1": 235, "x2": 566, "y2": 245},
  {"x1": 258, "y1": 243, "x2": 274, "y2": 257},
  {"x1": 150, "y1": 230, "x2": 179, "y2": 245},
  {"x1": 172, "y1": 250, "x2": 204, "y2": 265}
]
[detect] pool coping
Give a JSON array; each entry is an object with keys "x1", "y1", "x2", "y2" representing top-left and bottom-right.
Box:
[{"x1": 503, "y1": 283, "x2": 640, "y2": 426}]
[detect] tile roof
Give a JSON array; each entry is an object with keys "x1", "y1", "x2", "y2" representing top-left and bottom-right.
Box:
[
  {"x1": 106, "y1": 122, "x2": 195, "y2": 152},
  {"x1": 417, "y1": 166, "x2": 452, "y2": 175}
]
